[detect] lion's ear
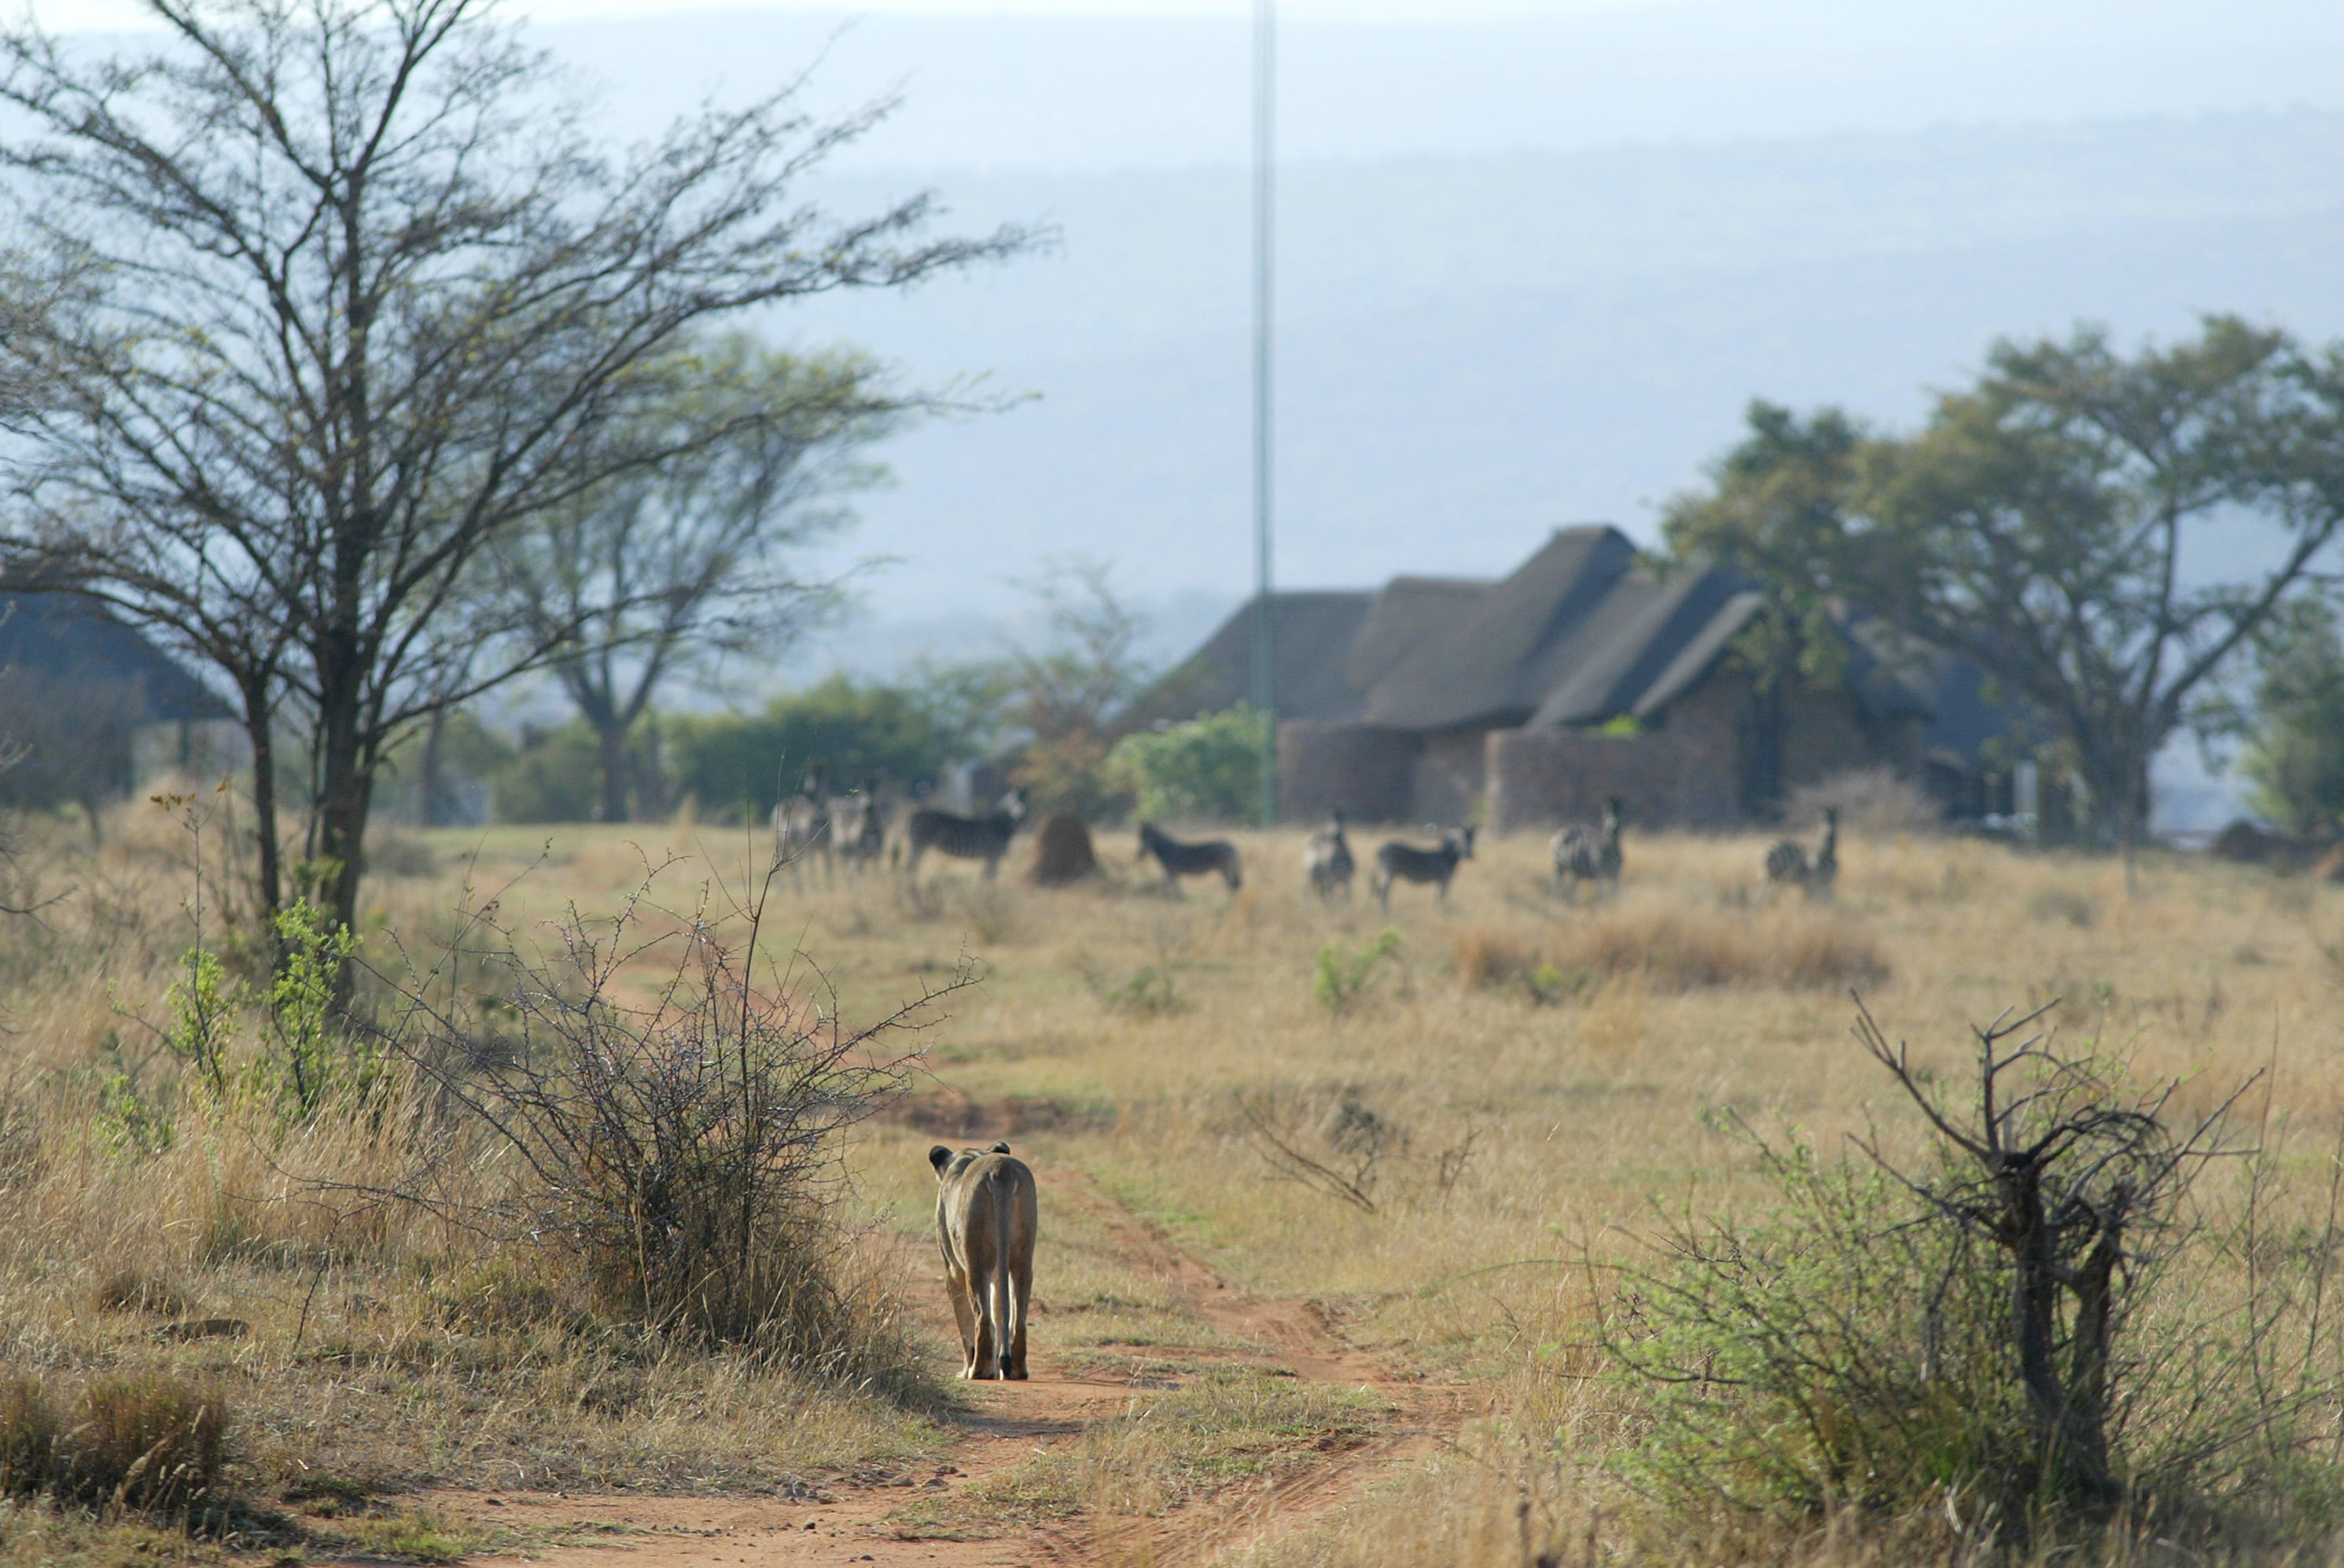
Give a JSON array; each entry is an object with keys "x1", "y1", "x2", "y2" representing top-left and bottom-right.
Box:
[
  {"x1": 928, "y1": 1145, "x2": 952, "y2": 1173},
  {"x1": 988, "y1": 1141, "x2": 1012, "y2": 1155}
]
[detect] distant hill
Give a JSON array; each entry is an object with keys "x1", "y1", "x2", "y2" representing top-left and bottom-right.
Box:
[
  {"x1": 745, "y1": 110, "x2": 2344, "y2": 625},
  {"x1": 524, "y1": 13, "x2": 2342, "y2": 830},
  {"x1": 537, "y1": 4, "x2": 2344, "y2": 171}
]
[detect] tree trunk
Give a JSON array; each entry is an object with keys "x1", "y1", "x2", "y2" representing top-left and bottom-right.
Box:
[
  {"x1": 237, "y1": 671, "x2": 282, "y2": 919},
  {"x1": 418, "y1": 709, "x2": 448, "y2": 827},
  {"x1": 311, "y1": 624, "x2": 372, "y2": 971},
  {"x1": 2002, "y1": 1155, "x2": 2066, "y2": 1462},
  {"x1": 636, "y1": 714, "x2": 667, "y2": 820},
  {"x1": 595, "y1": 716, "x2": 631, "y2": 823},
  {"x1": 2065, "y1": 1217, "x2": 2122, "y2": 1504}
]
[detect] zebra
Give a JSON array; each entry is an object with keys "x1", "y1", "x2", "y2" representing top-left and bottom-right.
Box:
[
  {"x1": 1371, "y1": 824, "x2": 1476, "y2": 911},
  {"x1": 834, "y1": 775, "x2": 888, "y2": 874},
  {"x1": 1551, "y1": 797, "x2": 1625, "y2": 903},
  {"x1": 905, "y1": 788, "x2": 1029, "y2": 881},
  {"x1": 1136, "y1": 821, "x2": 1242, "y2": 894},
  {"x1": 1303, "y1": 808, "x2": 1355, "y2": 903},
  {"x1": 773, "y1": 764, "x2": 834, "y2": 882},
  {"x1": 1765, "y1": 805, "x2": 1839, "y2": 898}
]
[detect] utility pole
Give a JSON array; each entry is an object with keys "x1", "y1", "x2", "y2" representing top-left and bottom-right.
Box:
[{"x1": 1250, "y1": 0, "x2": 1277, "y2": 826}]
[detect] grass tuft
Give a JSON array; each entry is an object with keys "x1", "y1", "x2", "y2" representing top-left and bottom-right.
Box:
[
  {"x1": 1566, "y1": 904, "x2": 1888, "y2": 991},
  {"x1": 0, "y1": 1373, "x2": 229, "y2": 1515},
  {"x1": 92, "y1": 1268, "x2": 193, "y2": 1318}
]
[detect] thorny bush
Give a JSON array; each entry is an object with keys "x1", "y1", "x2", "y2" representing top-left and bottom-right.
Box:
[
  {"x1": 1604, "y1": 998, "x2": 2344, "y2": 1554},
  {"x1": 372, "y1": 860, "x2": 974, "y2": 1375}
]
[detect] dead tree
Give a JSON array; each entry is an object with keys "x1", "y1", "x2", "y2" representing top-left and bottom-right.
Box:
[{"x1": 1850, "y1": 998, "x2": 2248, "y2": 1511}]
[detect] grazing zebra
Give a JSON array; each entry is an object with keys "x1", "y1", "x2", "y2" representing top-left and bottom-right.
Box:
[
  {"x1": 1136, "y1": 821, "x2": 1242, "y2": 893},
  {"x1": 1551, "y1": 796, "x2": 1625, "y2": 903},
  {"x1": 834, "y1": 775, "x2": 888, "y2": 874},
  {"x1": 905, "y1": 789, "x2": 1029, "y2": 881},
  {"x1": 1372, "y1": 824, "x2": 1476, "y2": 911},
  {"x1": 1303, "y1": 808, "x2": 1356, "y2": 903},
  {"x1": 1765, "y1": 805, "x2": 1839, "y2": 898},
  {"x1": 773, "y1": 764, "x2": 834, "y2": 882}
]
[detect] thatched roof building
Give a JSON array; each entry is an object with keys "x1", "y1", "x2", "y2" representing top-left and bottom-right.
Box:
[{"x1": 1137, "y1": 525, "x2": 2024, "y2": 826}]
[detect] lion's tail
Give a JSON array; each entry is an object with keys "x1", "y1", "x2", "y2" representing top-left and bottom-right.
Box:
[{"x1": 988, "y1": 1175, "x2": 1017, "y2": 1377}]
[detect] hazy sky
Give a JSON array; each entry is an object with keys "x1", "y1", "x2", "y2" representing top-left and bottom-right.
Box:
[{"x1": 24, "y1": 0, "x2": 1672, "y2": 24}]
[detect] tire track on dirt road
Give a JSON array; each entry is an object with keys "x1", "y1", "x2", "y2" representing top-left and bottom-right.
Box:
[{"x1": 398, "y1": 1144, "x2": 1470, "y2": 1568}]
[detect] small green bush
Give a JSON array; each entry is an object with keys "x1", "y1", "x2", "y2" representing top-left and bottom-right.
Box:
[
  {"x1": 1312, "y1": 929, "x2": 1400, "y2": 1013},
  {"x1": 1606, "y1": 1005, "x2": 2344, "y2": 1552},
  {"x1": 665, "y1": 674, "x2": 975, "y2": 824},
  {"x1": 1101, "y1": 965, "x2": 1182, "y2": 1017},
  {"x1": 1107, "y1": 705, "x2": 1269, "y2": 823},
  {"x1": 1610, "y1": 1140, "x2": 2029, "y2": 1525}
]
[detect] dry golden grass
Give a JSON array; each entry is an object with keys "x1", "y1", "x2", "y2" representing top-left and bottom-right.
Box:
[{"x1": 1, "y1": 797, "x2": 2341, "y2": 1562}]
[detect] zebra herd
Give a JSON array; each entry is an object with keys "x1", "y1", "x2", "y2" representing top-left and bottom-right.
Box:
[
  {"x1": 771, "y1": 769, "x2": 1032, "y2": 882},
  {"x1": 771, "y1": 768, "x2": 1843, "y2": 902}
]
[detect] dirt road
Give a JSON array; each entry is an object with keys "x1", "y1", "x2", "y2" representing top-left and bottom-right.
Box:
[{"x1": 429, "y1": 1161, "x2": 1465, "y2": 1568}]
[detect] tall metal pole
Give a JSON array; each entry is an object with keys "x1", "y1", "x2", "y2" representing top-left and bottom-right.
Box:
[{"x1": 1250, "y1": 0, "x2": 1277, "y2": 826}]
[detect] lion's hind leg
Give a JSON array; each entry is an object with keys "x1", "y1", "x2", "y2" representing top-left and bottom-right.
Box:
[
  {"x1": 944, "y1": 1258, "x2": 980, "y2": 1378},
  {"x1": 1006, "y1": 1249, "x2": 1032, "y2": 1379},
  {"x1": 964, "y1": 1229, "x2": 1003, "y2": 1379}
]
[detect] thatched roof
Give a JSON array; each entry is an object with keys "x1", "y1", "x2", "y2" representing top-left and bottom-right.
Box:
[
  {"x1": 1125, "y1": 590, "x2": 1375, "y2": 727},
  {"x1": 0, "y1": 591, "x2": 232, "y2": 723},
  {"x1": 1139, "y1": 524, "x2": 1984, "y2": 747}
]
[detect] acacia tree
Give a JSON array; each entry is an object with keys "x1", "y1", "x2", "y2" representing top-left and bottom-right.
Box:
[
  {"x1": 489, "y1": 335, "x2": 899, "y2": 823},
  {"x1": 0, "y1": 0, "x2": 1027, "y2": 933},
  {"x1": 999, "y1": 559, "x2": 1151, "y2": 817},
  {"x1": 1668, "y1": 317, "x2": 2344, "y2": 845},
  {"x1": 2223, "y1": 594, "x2": 2344, "y2": 836}
]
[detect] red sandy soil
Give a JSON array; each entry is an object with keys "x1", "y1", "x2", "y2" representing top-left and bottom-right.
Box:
[{"x1": 389, "y1": 1136, "x2": 1470, "y2": 1568}]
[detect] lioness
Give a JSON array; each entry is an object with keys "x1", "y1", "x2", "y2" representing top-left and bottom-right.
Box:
[{"x1": 927, "y1": 1140, "x2": 1038, "y2": 1379}]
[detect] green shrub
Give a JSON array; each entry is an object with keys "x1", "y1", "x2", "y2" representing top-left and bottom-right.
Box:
[
  {"x1": 665, "y1": 675, "x2": 973, "y2": 824},
  {"x1": 492, "y1": 717, "x2": 605, "y2": 823},
  {"x1": 1611, "y1": 1140, "x2": 2029, "y2": 1526},
  {"x1": 1606, "y1": 1005, "x2": 2344, "y2": 1551},
  {"x1": 1312, "y1": 929, "x2": 1400, "y2": 1013},
  {"x1": 2236, "y1": 594, "x2": 2344, "y2": 836},
  {"x1": 263, "y1": 898, "x2": 370, "y2": 1116},
  {"x1": 1107, "y1": 705, "x2": 1269, "y2": 823}
]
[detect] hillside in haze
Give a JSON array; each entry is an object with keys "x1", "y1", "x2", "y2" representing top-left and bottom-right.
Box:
[
  {"x1": 744, "y1": 112, "x2": 2344, "y2": 623},
  {"x1": 510, "y1": 6, "x2": 2344, "y2": 634},
  {"x1": 518, "y1": 9, "x2": 2344, "y2": 825}
]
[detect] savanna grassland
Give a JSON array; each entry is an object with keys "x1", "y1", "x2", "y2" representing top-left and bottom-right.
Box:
[{"x1": 0, "y1": 793, "x2": 2338, "y2": 1567}]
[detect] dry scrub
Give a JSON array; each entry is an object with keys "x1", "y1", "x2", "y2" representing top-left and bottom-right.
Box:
[
  {"x1": 1452, "y1": 900, "x2": 1887, "y2": 994},
  {"x1": 0, "y1": 799, "x2": 2337, "y2": 1563}
]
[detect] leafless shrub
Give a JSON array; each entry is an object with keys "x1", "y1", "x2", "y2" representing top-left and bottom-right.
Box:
[
  {"x1": 370, "y1": 862, "x2": 974, "y2": 1379},
  {"x1": 1229, "y1": 1087, "x2": 1485, "y2": 1213},
  {"x1": 1607, "y1": 997, "x2": 2344, "y2": 1552},
  {"x1": 1231, "y1": 1088, "x2": 1404, "y2": 1213}
]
